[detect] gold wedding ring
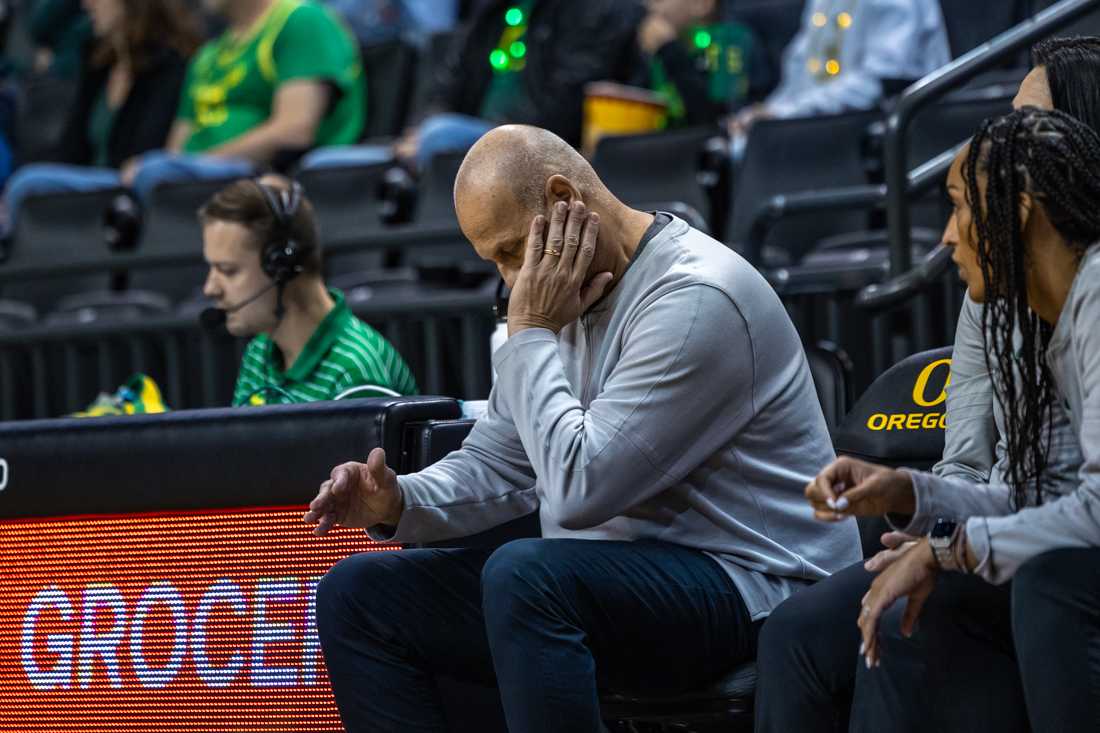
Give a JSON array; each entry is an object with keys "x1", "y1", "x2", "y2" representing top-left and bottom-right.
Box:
[{"x1": 543, "y1": 247, "x2": 563, "y2": 257}]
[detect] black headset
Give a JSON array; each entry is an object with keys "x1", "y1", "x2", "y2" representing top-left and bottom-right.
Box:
[
  {"x1": 254, "y1": 179, "x2": 310, "y2": 321},
  {"x1": 255, "y1": 179, "x2": 308, "y2": 286}
]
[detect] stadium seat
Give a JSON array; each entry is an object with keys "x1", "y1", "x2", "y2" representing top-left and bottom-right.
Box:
[
  {"x1": 591, "y1": 127, "x2": 717, "y2": 228},
  {"x1": 44, "y1": 290, "x2": 173, "y2": 326},
  {"x1": 0, "y1": 299, "x2": 35, "y2": 330},
  {"x1": 297, "y1": 160, "x2": 391, "y2": 249},
  {"x1": 13, "y1": 74, "x2": 77, "y2": 164},
  {"x1": 938, "y1": 0, "x2": 1030, "y2": 59},
  {"x1": 361, "y1": 39, "x2": 419, "y2": 140},
  {"x1": 832, "y1": 346, "x2": 951, "y2": 468},
  {"x1": 407, "y1": 30, "x2": 457, "y2": 124},
  {"x1": 728, "y1": 111, "x2": 878, "y2": 265},
  {"x1": 415, "y1": 150, "x2": 467, "y2": 224},
  {"x1": 806, "y1": 341, "x2": 854, "y2": 430},
  {"x1": 725, "y1": 0, "x2": 805, "y2": 97},
  {"x1": 131, "y1": 178, "x2": 241, "y2": 302},
  {"x1": 905, "y1": 89, "x2": 1015, "y2": 229},
  {"x1": 833, "y1": 346, "x2": 953, "y2": 556},
  {"x1": 1, "y1": 187, "x2": 128, "y2": 311}
]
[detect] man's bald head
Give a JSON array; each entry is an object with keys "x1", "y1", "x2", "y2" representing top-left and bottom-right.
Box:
[
  {"x1": 454, "y1": 125, "x2": 613, "y2": 286},
  {"x1": 455, "y1": 125, "x2": 604, "y2": 217}
]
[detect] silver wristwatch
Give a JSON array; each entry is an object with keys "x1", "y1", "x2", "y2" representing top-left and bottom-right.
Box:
[{"x1": 928, "y1": 518, "x2": 961, "y2": 571}]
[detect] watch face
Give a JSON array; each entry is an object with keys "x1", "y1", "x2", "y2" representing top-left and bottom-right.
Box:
[{"x1": 931, "y1": 519, "x2": 957, "y2": 539}]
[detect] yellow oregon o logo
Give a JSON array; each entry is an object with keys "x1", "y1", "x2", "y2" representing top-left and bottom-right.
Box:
[{"x1": 912, "y1": 358, "x2": 952, "y2": 407}]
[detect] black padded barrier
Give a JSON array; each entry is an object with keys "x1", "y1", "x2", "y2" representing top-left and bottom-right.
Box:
[{"x1": 0, "y1": 397, "x2": 460, "y2": 519}]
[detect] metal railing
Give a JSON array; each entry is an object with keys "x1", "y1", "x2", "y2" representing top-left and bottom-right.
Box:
[{"x1": 883, "y1": 0, "x2": 1100, "y2": 276}]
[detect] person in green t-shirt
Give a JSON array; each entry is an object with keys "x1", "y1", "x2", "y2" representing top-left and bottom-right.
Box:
[
  {"x1": 200, "y1": 174, "x2": 417, "y2": 406},
  {"x1": 125, "y1": 0, "x2": 365, "y2": 198},
  {"x1": 637, "y1": 0, "x2": 760, "y2": 128}
]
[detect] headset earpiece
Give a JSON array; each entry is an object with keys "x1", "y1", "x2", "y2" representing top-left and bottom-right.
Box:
[{"x1": 255, "y1": 179, "x2": 308, "y2": 285}]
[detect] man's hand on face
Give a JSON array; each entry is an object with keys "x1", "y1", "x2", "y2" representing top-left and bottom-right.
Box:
[
  {"x1": 303, "y1": 447, "x2": 403, "y2": 535},
  {"x1": 506, "y1": 200, "x2": 614, "y2": 337}
]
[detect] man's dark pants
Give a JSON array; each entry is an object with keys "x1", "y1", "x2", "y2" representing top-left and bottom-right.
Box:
[
  {"x1": 316, "y1": 538, "x2": 759, "y2": 733},
  {"x1": 756, "y1": 549, "x2": 1100, "y2": 733}
]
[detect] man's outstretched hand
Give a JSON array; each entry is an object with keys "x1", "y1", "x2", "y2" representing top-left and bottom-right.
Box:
[{"x1": 303, "y1": 447, "x2": 403, "y2": 535}]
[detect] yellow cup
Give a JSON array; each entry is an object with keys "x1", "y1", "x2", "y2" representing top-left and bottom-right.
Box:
[{"x1": 582, "y1": 82, "x2": 669, "y2": 157}]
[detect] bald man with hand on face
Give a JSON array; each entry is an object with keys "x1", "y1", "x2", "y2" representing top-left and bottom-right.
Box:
[{"x1": 305, "y1": 125, "x2": 861, "y2": 733}]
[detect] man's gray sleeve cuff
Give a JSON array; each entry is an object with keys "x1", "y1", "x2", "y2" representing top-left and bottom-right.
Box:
[{"x1": 365, "y1": 475, "x2": 428, "y2": 544}]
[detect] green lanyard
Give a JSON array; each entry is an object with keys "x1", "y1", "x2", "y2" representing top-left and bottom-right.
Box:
[{"x1": 489, "y1": 2, "x2": 533, "y2": 73}]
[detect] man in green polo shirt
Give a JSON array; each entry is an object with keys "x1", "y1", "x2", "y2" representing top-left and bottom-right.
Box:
[
  {"x1": 201, "y1": 175, "x2": 416, "y2": 406},
  {"x1": 127, "y1": 0, "x2": 365, "y2": 197}
]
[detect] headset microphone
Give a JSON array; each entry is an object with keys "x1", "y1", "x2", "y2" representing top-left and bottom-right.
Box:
[{"x1": 199, "y1": 281, "x2": 280, "y2": 331}]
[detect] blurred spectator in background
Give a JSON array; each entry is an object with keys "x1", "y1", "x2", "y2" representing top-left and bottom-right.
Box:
[
  {"x1": 324, "y1": 0, "x2": 458, "y2": 47},
  {"x1": 2, "y1": 0, "x2": 200, "y2": 227},
  {"x1": 29, "y1": 0, "x2": 90, "y2": 79},
  {"x1": 730, "y1": 0, "x2": 950, "y2": 137},
  {"x1": 390, "y1": 0, "x2": 644, "y2": 169},
  {"x1": 125, "y1": 0, "x2": 365, "y2": 198},
  {"x1": 200, "y1": 176, "x2": 417, "y2": 406},
  {"x1": 635, "y1": 0, "x2": 763, "y2": 128}
]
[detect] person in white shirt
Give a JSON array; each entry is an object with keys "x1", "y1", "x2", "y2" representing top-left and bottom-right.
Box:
[{"x1": 731, "y1": 0, "x2": 951, "y2": 136}]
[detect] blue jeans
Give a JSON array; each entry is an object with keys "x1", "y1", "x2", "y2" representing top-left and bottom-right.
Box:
[
  {"x1": 298, "y1": 144, "x2": 394, "y2": 171},
  {"x1": 315, "y1": 537, "x2": 757, "y2": 733},
  {"x1": 416, "y1": 113, "x2": 494, "y2": 169},
  {"x1": 129, "y1": 150, "x2": 255, "y2": 200},
  {"x1": 4, "y1": 163, "x2": 121, "y2": 229}
]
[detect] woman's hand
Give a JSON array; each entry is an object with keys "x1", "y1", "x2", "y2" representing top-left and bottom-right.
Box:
[
  {"x1": 805, "y1": 456, "x2": 917, "y2": 521},
  {"x1": 863, "y1": 531, "x2": 919, "y2": 573},
  {"x1": 858, "y1": 538, "x2": 938, "y2": 668}
]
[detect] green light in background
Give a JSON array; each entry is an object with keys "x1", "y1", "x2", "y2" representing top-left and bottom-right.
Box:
[
  {"x1": 510, "y1": 41, "x2": 526, "y2": 58},
  {"x1": 490, "y1": 49, "x2": 509, "y2": 70},
  {"x1": 693, "y1": 30, "x2": 712, "y2": 49},
  {"x1": 505, "y1": 7, "x2": 524, "y2": 26}
]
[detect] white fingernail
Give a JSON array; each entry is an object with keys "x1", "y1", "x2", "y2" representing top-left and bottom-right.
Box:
[
  {"x1": 826, "y1": 498, "x2": 837, "y2": 510},
  {"x1": 835, "y1": 497, "x2": 850, "y2": 511},
  {"x1": 865, "y1": 656, "x2": 872, "y2": 669},
  {"x1": 859, "y1": 642, "x2": 865, "y2": 655}
]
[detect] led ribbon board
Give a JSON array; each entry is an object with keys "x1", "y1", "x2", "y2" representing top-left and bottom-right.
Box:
[{"x1": 1, "y1": 506, "x2": 393, "y2": 732}]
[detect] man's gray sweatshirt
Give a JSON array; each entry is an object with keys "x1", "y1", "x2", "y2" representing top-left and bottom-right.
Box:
[{"x1": 379, "y1": 215, "x2": 861, "y2": 619}]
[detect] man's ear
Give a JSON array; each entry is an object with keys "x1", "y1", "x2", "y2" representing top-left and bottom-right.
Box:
[{"x1": 544, "y1": 174, "x2": 581, "y2": 213}]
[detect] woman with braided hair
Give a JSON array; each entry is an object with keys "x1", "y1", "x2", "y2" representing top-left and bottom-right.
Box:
[
  {"x1": 755, "y1": 38, "x2": 1100, "y2": 733},
  {"x1": 801, "y1": 107, "x2": 1100, "y2": 732}
]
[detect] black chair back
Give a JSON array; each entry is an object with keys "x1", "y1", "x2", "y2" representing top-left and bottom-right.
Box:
[
  {"x1": 415, "y1": 150, "x2": 467, "y2": 224},
  {"x1": 805, "y1": 342, "x2": 853, "y2": 430},
  {"x1": 132, "y1": 179, "x2": 240, "y2": 301},
  {"x1": 298, "y1": 161, "x2": 391, "y2": 250},
  {"x1": 1, "y1": 188, "x2": 127, "y2": 311},
  {"x1": 938, "y1": 0, "x2": 1029, "y2": 60},
  {"x1": 728, "y1": 111, "x2": 877, "y2": 264},
  {"x1": 833, "y1": 346, "x2": 953, "y2": 558},
  {"x1": 591, "y1": 127, "x2": 716, "y2": 225},
  {"x1": 361, "y1": 39, "x2": 419, "y2": 140}
]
